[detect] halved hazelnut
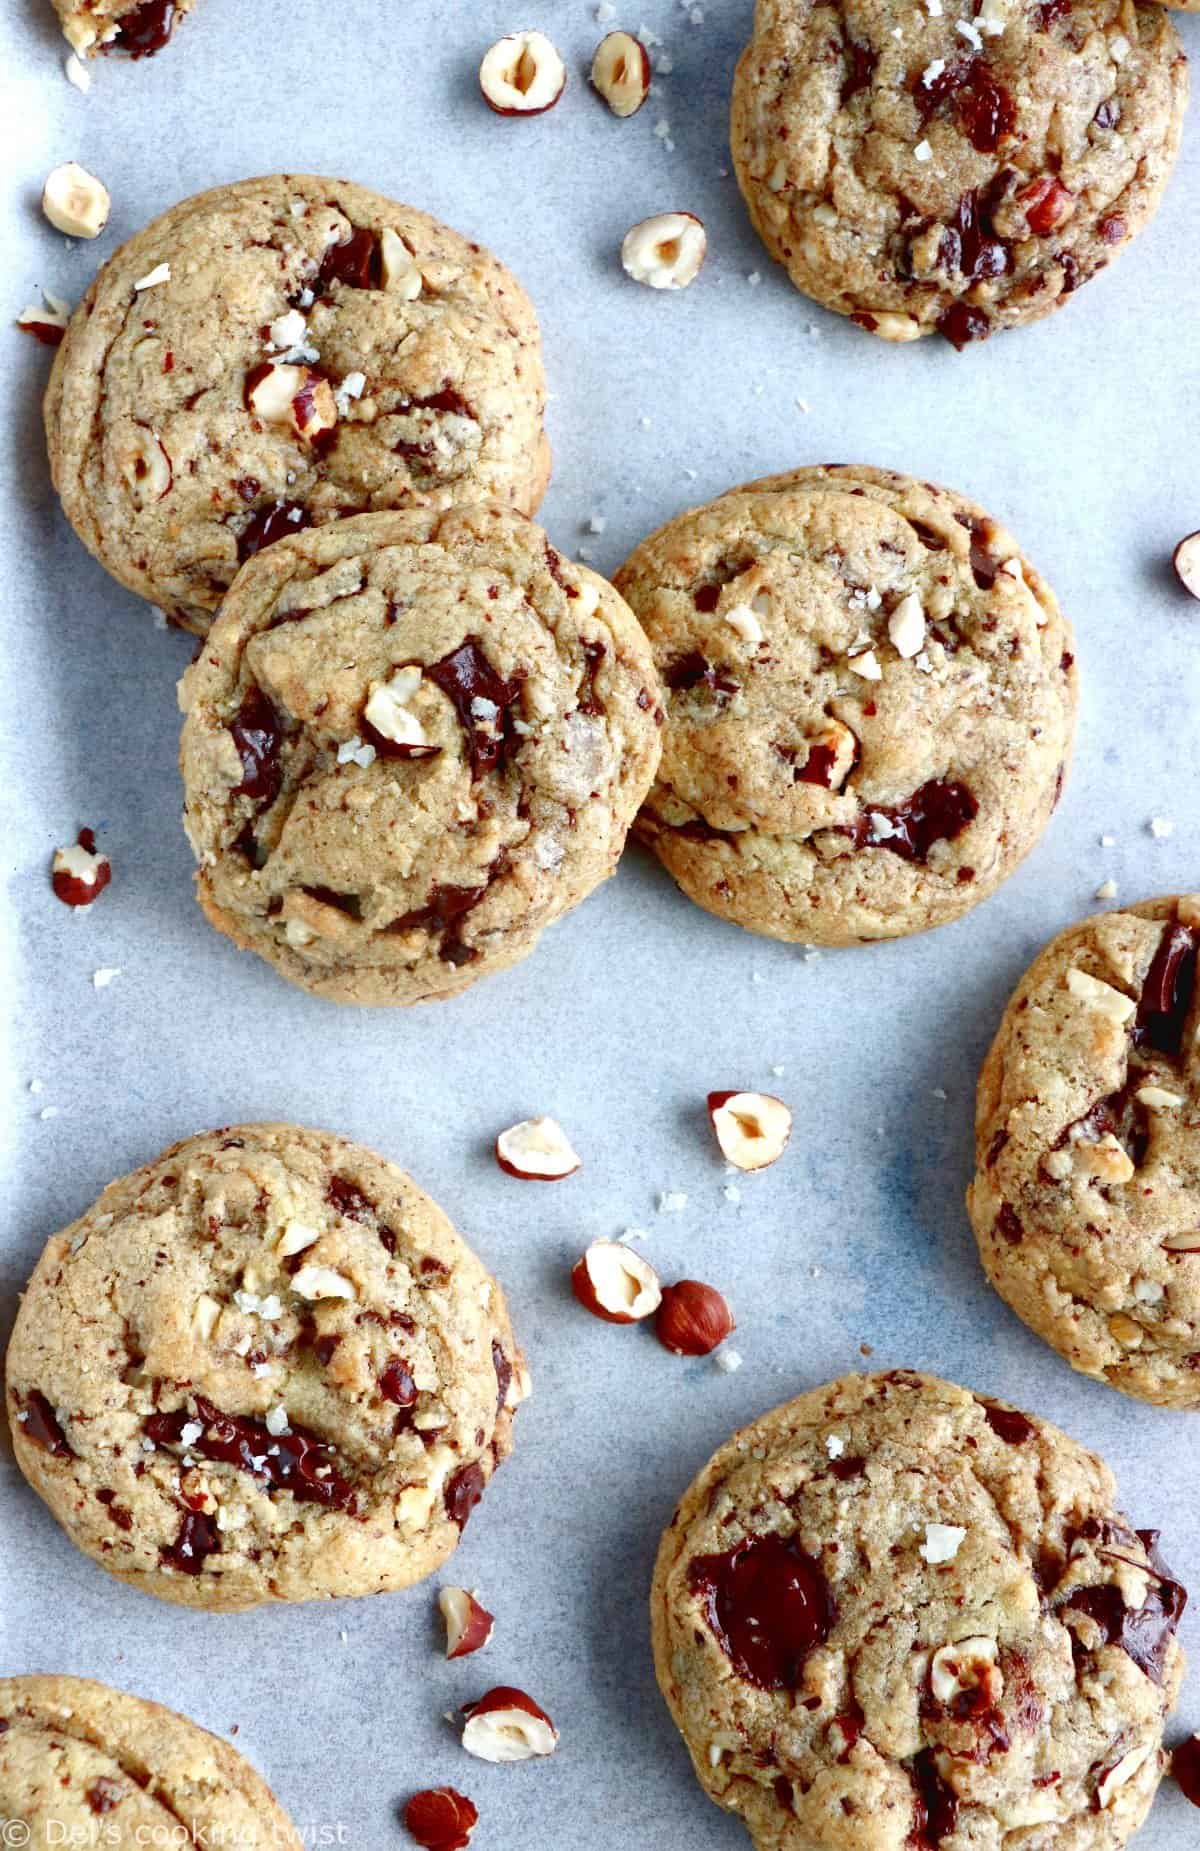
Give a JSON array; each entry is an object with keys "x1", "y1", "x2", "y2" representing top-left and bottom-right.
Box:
[
  {"x1": 42, "y1": 161, "x2": 110, "y2": 239},
  {"x1": 930, "y1": 1636, "x2": 1002, "y2": 1706},
  {"x1": 291, "y1": 372, "x2": 338, "y2": 442},
  {"x1": 51, "y1": 829, "x2": 111, "y2": 907},
  {"x1": 17, "y1": 298, "x2": 70, "y2": 346},
  {"x1": 1174, "y1": 533, "x2": 1200, "y2": 601},
  {"x1": 591, "y1": 31, "x2": 651, "y2": 117},
  {"x1": 656, "y1": 1280, "x2": 735, "y2": 1356},
  {"x1": 381, "y1": 227, "x2": 423, "y2": 299},
  {"x1": 123, "y1": 429, "x2": 173, "y2": 506},
  {"x1": 1163, "y1": 1230, "x2": 1200, "y2": 1253},
  {"x1": 1096, "y1": 1744, "x2": 1150, "y2": 1810},
  {"x1": 479, "y1": 33, "x2": 566, "y2": 115},
  {"x1": 707, "y1": 1092, "x2": 792, "y2": 1172},
  {"x1": 621, "y1": 213, "x2": 707, "y2": 290},
  {"x1": 439, "y1": 1587, "x2": 495, "y2": 1660},
  {"x1": 461, "y1": 1687, "x2": 558, "y2": 1763},
  {"x1": 495, "y1": 1116, "x2": 580, "y2": 1181},
  {"x1": 363, "y1": 667, "x2": 437, "y2": 758},
  {"x1": 246, "y1": 362, "x2": 308, "y2": 423},
  {"x1": 403, "y1": 1787, "x2": 478, "y2": 1851},
  {"x1": 571, "y1": 1240, "x2": 662, "y2": 1323}
]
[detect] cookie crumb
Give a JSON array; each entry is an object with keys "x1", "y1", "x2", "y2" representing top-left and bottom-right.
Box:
[
  {"x1": 92, "y1": 967, "x2": 121, "y2": 989},
  {"x1": 1148, "y1": 816, "x2": 1174, "y2": 839},
  {"x1": 65, "y1": 52, "x2": 91, "y2": 93},
  {"x1": 658, "y1": 1190, "x2": 688, "y2": 1214},
  {"x1": 1095, "y1": 878, "x2": 1118, "y2": 901}
]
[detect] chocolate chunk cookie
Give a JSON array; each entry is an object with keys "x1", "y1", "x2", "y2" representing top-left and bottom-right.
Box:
[
  {"x1": 45, "y1": 174, "x2": 551, "y2": 631},
  {"x1": 730, "y1": 0, "x2": 1188, "y2": 345},
  {"x1": 652, "y1": 1370, "x2": 1186, "y2": 1851},
  {"x1": 970, "y1": 895, "x2": 1200, "y2": 1407},
  {"x1": 52, "y1": 0, "x2": 190, "y2": 56},
  {"x1": 179, "y1": 505, "x2": 662, "y2": 1005},
  {"x1": 613, "y1": 465, "x2": 1075, "y2": 945},
  {"x1": 6, "y1": 1124, "x2": 528, "y2": 1611},
  {"x1": 0, "y1": 1675, "x2": 300, "y2": 1847}
]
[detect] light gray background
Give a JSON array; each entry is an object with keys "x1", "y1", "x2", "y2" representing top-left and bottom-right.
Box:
[{"x1": 3, "y1": 0, "x2": 1200, "y2": 1843}]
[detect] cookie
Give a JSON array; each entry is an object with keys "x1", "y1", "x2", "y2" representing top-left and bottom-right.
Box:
[
  {"x1": 613, "y1": 465, "x2": 1075, "y2": 945},
  {"x1": 730, "y1": 0, "x2": 1188, "y2": 346},
  {"x1": 6, "y1": 1124, "x2": 528, "y2": 1611},
  {"x1": 179, "y1": 505, "x2": 663, "y2": 1005},
  {"x1": 969, "y1": 895, "x2": 1200, "y2": 1407},
  {"x1": 53, "y1": 0, "x2": 191, "y2": 56},
  {"x1": 45, "y1": 174, "x2": 550, "y2": 631},
  {"x1": 0, "y1": 1675, "x2": 300, "y2": 1848},
  {"x1": 651, "y1": 1370, "x2": 1186, "y2": 1851}
]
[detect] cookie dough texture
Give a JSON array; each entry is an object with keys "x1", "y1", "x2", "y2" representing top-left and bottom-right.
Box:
[
  {"x1": 652, "y1": 1370, "x2": 1186, "y2": 1851},
  {"x1": 179, "y1": 505, "x2": 663, "y2": 1005},
  {"x1": 730, "y1": 0, "x2": 1188, "y2": 345},
  {"x1": 970, "y1": 895, "x2": 1200, "y2": 1407},
  {"x1": 45, "y1": 174, "x2": 550, "y2": 631},
  {"x1": 53, "y1": 0, "x2": 194, "y2": 56},
  {"x1": 6, "y1": 1124, "x2": 529, "y2": 1611},
  {"x1": 614, "y1": 466, "x2": 1075, "y2": 945},
  {"x1": 0, "y1": 1675, "x2": 300, "y2": 1849}
]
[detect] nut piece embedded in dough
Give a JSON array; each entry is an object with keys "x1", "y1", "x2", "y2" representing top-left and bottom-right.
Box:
[
  {"x1": 656, "y1": 1280, "x2": 735, "y2": 1356},
  {"x1": 621, "y1": 213, "x2": 707, "y2": 290},
  {"x1": 404, "y1": 1787, "x2": 479, "y2": 1851},
  {"x1": 591, "y1": 31, "x2": 651, "y2": 116},
  {"x1": 42, "y1": 162, "x2": 110, "y2": 239},
  {"x1": 461, "y1": 1687, "x2": 559, "y2": 1762},
  {"x1": 571, "y1": 1240, "x2": 662, "y2": 1323},
  {"x1": 930, "y1": 1636, "x2": 1002, "y2": 1706},
  {"x1": 479, "y1": 33, "x2": 566, "y2": 115},
  {"x1": 707, "y1": 1091, "x2": 792, "y2": 1172},
  {"x1": 1065, "y1": 966, "x2": 1137, "y2": 1023},
  {"x1": 495, "y1": 1116, "x2": 580, "y2": 1181},
  {"x1": 1174, "y1": 533, "x2": 1200, "y2": 602},
  {"x1": 439, "y1": 1587, "x2": 495, "y2": 1660}
]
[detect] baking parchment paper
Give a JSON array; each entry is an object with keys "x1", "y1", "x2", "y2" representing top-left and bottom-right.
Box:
[{"x1": 3, "y1": 0, "x2": 1200, "y2": 1843}]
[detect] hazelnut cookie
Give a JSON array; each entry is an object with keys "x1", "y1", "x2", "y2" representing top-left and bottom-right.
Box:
[
  {"x1": 45, "y1": 174, "x2": 551, "y2": 631},
  {"x1": 179, "y1": 505, "x2": 662, "y2": 1006},
  {"x1": 970, "y1": 895, "x2": 1200, "y2": 1406},
  {"x1": 0, "y1": 1675, "x2": 300, "y2": 1847},
  {"x1": 730, "y1": 0, "x2": 1188, "y2": 345},
  {"x1": 652, "y1": 1370, "x2": 1186, "y2": 1851},
  {"x1": 613, "y1": 465, "x2": 1075, "y2": 945},
  {"x1": 6, "y1": 1124, "x2": 528, "y2": 1611}
]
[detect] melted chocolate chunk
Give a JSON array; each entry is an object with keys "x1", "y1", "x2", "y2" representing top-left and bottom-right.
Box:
[
  {"x1": 18, "y1": 1390, "x2": 71, "y2": 1457},
  {"x1": 379, "y1": 1358, "x2": 417, "y2": 1408},
  {"x1": 390, "y1": 878, "x2": 490, "y2": 967},
  {"x1": 981, "y1": 1401, "x2": 1035, "y2": 1445},
  {"x1": 318, "y1": 226, "x2": 380, "y2": 290},
  {"x1": 426, "y1": 639, "x2": 522, "y2": 780},
  {"x1": 112, "y1": 0, "x2": 175, "y2": 54},
  {"x1": 229, "y1": 686, "x2": 284, "y2": 807},
  {"x1": 940, "y1": 190, "x2": 1010, "y2": 282},
  {"x1": 326, "y1": 1175, "x2": 373, "y2": 1222},
  {"x1": 664, "y1": 651, "x2": 740, "y2": 698},
  {"x1": 842, "y1": 37, "x2": 878, "y2": 102},
  {"x1": 161, "y1": 1508, "x2": 220, "y2": 1575},
  {"x1": 910, "y1": 1748, "x2": 959, "y2": 1847},
  {"x1": 577, "y1": 640, "x2": 607, "y2": 716},
  {"x1": 544, "y1": 544, "x2": 580, "y2": 598},
  {"x1": 236, "y1": 500, "x2": 312, "y2": 563},
  {"x1": 917, "y1": 56, "x2": 1016, "y2": 153},
  {"x1": 1134, "y1": 924, "x2": 1198, "y2": 1058},
  {"x1": 1173, "y1": 1735, "x2": 1200, "y2": 1808},
  {"x1": 86, "y1": 1778, "x2": 123, "y2": 1815},
  {"x1": 845, "y1": 778, "x2": 978, "y2": 863},
  {"x1": 687, "y1": 1532, "x2": 834, "y2": 1690},
  {"x1": 1067, "y1": 1532, "x2": 1186, "y2": 1685},
  {"x1": 995, "y1": 1202, "x2": 1023, "y2": 1246},
  {"x1": 693, "y1": 584, "x2": 722, "y2": 613},
  {"x1": 937, "y1": 303, "x2": 990, "y2": 350},
  {"x1": 1093, "y1": 97, "x2": 1121, "y2": 130},
  {"x1": 953, "y1": 513, "x2": 1001, "y2": 589},
  {"x1": 146, "y1": 1396, "x2": 355, "y2": 1511},
  {"x1": 1034, "y1": 0, "x2": 1070, "y2": 25},
  {"x1": 444, "y1": 1462, "x2": 486, "y2": 1527}
]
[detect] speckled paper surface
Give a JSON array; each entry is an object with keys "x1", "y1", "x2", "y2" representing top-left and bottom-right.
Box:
[{"x1": 3, "y1": 0, "x2": 1200, "y2": 1844}]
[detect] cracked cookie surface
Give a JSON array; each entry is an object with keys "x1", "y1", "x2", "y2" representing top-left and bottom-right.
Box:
[
  {"x1": 969, "y1": 895, "x2": 1200, "y2": 1406},
  {"x1": 0, "y1": 1675, "x2": 300, "y2": 1848},
  {"x1": 5, "y1": 1124, "x2": 528, "y2": 1611},
  {"x1": 45, "y1": 174, "x2": 550, "y2": 632},
  {"x1": 178, "y1": 504, "x2": 662, "y2": 1006},
  {"x1": 730, "y1": 0, "x2": 1188, "y2": 345},
  {"x1": 651, "y1": 1370, "x2": 1186, "y2": 1851},
  {"x1": 613, "y1": 465, "x2": 1075, "y2": 945}
]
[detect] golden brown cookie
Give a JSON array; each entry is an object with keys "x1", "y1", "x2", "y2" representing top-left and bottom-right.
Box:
[
  {"x1": 6, "y1": 1124, "x2": 528, "y2": 1611},
  {"x1": 652, "y1": 1371, "x2": 1186, "y2": 1851},
  {"x1": 46, "y1": 174, "x2": 550, "y2": 631},
  {"x1": 970, "y1": 895, "x2": 1200, "y2": 1406},
  {"x1": 614, "y1": 465, "x2": 1075, "y2": 945}
]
